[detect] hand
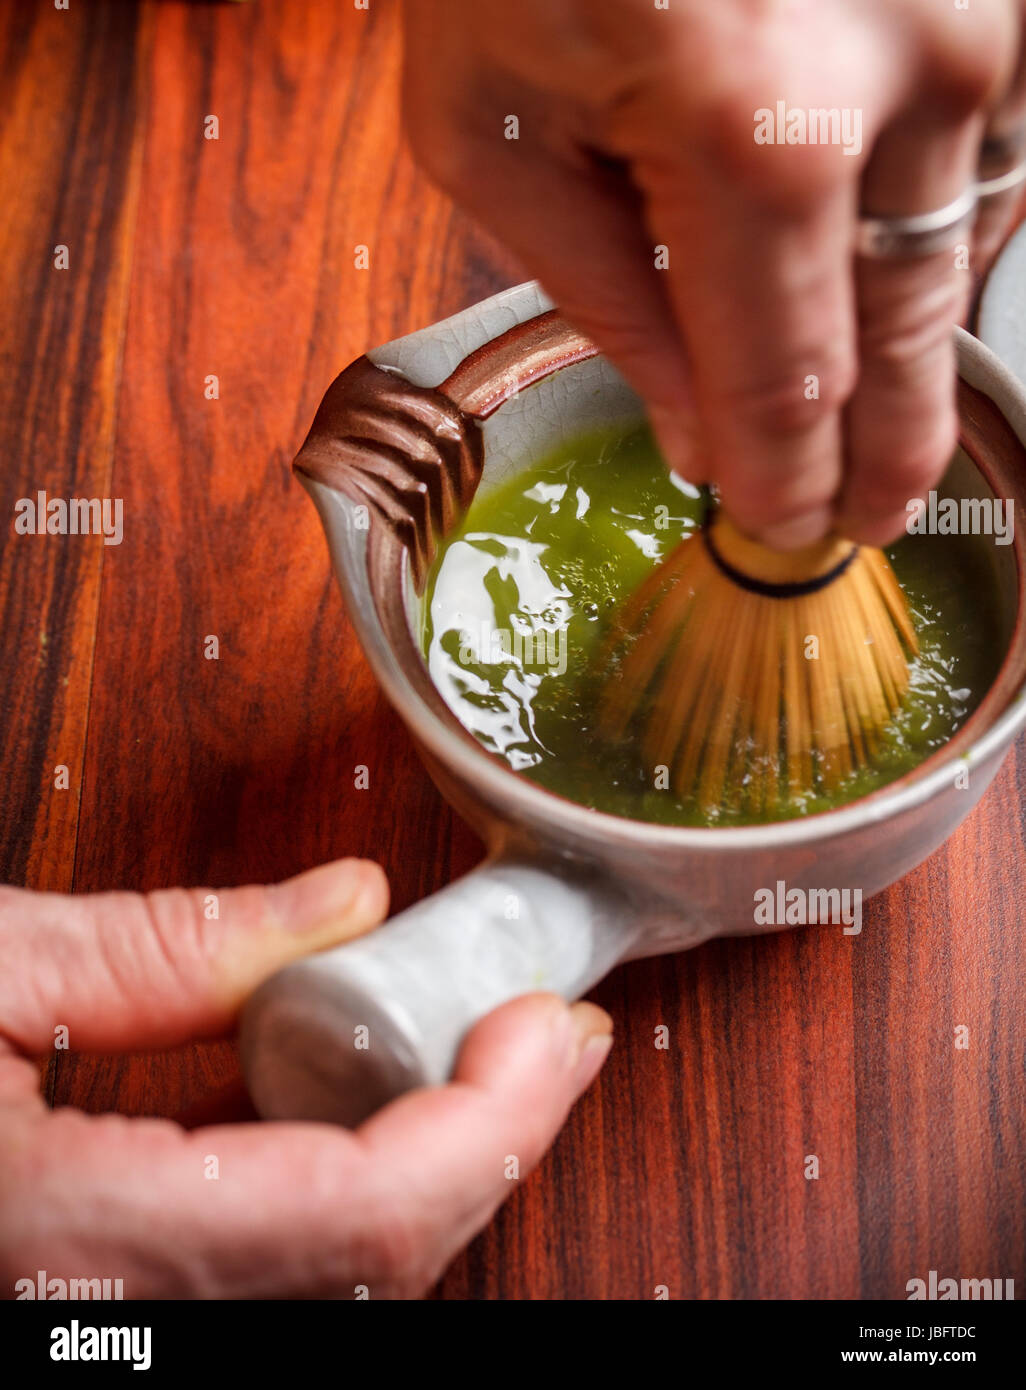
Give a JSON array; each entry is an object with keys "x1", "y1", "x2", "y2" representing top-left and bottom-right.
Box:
[
  {"x1": 0, "y1": 861, "x2": 612, "y2": 1298},
  {"x1": 402, "y1": 0, "x2": 1025, "y2": 547}
]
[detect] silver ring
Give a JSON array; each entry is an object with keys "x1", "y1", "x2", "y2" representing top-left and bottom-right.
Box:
[
  {"x1": 976, "y1": 156, "x2": 1026, "y2": 201},
  {"x1": 856, "y1": 188, "x2": 978, "y2": 260}
]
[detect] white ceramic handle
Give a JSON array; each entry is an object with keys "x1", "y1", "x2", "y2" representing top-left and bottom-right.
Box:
[{"x1": 239, "y1": 858, "x2": 643, "y2": 1127}]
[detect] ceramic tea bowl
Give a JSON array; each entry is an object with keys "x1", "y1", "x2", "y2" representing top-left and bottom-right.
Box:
[{"x1": 241, "y1": 281, "x2": 1026, "y2": 1127}]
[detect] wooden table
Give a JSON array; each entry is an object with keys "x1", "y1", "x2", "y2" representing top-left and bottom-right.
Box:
[{"x1": 2, "y1": 0, "x2": 1023, "y2": 1300}]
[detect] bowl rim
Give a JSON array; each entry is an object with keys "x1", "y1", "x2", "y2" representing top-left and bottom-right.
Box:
[{"x1": 309, "y1": 294, "x2": 1026, "y2": 853}]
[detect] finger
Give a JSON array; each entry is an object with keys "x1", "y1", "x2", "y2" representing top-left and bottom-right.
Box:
[
  {"x1": 840, "y1": 119, "x2": 984, "y2": 544},
  {"x1": 645, "y1": 155, "x2": 858, "y2": 547},
  {"x1": 1, "y1": 995, "x2": 611, "y2": 1298},
  {"x1": 401, "y1": 46, "x2": 703, "y2": 477},
  {"x1": 0, "y1": 858, "x2": 389, "y2": 1056},
  {"x1": 974, "y1": 3, "x2": 1026, "y2": 270},
  {"x1": 840, "y1": 6, "x2": 1017, "y2": 544},
  {"x1": 355, "y1": 994, "x2": 613, "y2": 1280},
  {"x1": 0, "y1": 1052, "x2": 47, "y2": 1110},
  {"x1": 459, "y1": 146, "x2": 705, "y2": 477},
  {"x1": 603, "y1": 19, "x2": 890, "y2": 545},
  {"x1": 974, "y1": 129, "x2": 1026, "y2": 275}
]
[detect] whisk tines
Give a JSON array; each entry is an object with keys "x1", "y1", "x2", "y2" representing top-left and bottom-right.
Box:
[{"x1": 597, "y1": 513, "x2": 919, "y2": 814}]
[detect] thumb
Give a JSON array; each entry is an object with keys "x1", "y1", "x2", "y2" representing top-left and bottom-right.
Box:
[{"x1": 0, "y1": 859, "x2": 388, "y2": 1056}]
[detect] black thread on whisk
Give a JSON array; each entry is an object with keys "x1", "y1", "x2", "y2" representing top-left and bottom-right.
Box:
[{"x1": 703, "y1": 521, "x2": 859, "y2": 600}]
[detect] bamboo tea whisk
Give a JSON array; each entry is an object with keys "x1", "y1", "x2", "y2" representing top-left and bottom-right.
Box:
[{"x1": 598, "y1": 511, "x2": 919, "y2": 813}]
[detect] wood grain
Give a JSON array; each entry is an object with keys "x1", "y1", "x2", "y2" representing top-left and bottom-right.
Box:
[
  {"x1": 0, "y1": 0, "x2": 1023, "y2": 1300},
  {"x1": 0, "y1": 0, "x2": 147, "y2": 892}
]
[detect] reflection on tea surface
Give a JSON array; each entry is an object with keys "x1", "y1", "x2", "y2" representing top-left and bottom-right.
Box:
[{"x1": 423, "y1": 427, "x2": 1002, "y2": 825}]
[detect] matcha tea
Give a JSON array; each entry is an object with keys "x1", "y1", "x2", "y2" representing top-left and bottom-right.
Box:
[{"x1": 421, "y1": 426, "x2": 1001, "y2": 826}]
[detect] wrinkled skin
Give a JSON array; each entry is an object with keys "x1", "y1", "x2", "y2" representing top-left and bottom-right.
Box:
[
  {"x1": 0, "y1": 861, "x2": 612, "y2": 1298},
  {"x1": 403, "y1": 0, "x2": 1026, "y2": 546}
]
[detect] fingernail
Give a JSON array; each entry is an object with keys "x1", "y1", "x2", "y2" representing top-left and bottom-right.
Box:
[
  {"x1": 266, "y1": 859, "x2": 388, "y2": 937},
  {"x1": 568, "y1": 1002, "x2": 614, "y2": 1091}
]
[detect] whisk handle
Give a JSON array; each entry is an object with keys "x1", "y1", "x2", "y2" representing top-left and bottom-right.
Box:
[{"x1": 239, "y1": 856, "x2": 642, "y2": 1127}]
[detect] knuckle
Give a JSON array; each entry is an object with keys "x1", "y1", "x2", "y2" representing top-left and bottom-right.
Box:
[
  {"x1": 720, "y1": 346, "x2": 856, "y2": 435},
  {"x1": 135, "y1": 889, "x2": 206, "y2": 991},
  {"x1": 730, "y1": 387, "x2": 819, "y2": 439},
  {"x1": 715, "y1": 111, "x2": 855, "y2": 208},
  {"x1": 920, "y1": 5, "x2": 1018, "y2": 112},
  {"x1": 858, "y1": 268, "x2": 962, "y2": 379},
  {"x1": 673, "y1": 49, "x2": 863, "y2": 205},
  {"x1": 86, "y1": 887, "x2": 219, "y2": 1031},
  {"x1": 859, "y1": 308, "x2": 958, "y2": 382}
]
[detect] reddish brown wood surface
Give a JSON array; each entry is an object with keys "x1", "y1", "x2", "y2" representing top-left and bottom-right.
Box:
[{"x1": 1, "y1": 0, "x2": 1024, "y2": 1300}]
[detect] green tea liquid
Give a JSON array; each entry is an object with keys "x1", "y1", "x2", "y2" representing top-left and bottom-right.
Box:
[{"x1": 422, "y1": 426, "x2": 1001, "y2": 826}]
